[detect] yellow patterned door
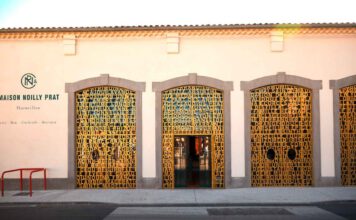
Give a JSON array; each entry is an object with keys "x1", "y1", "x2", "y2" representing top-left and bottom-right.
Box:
[
  {"x1": 250, "y1": 84, "x2": 313, "y2": 187},
  {"x1": 339, "y1": 85, "x2": 356, "y2": 186},
  {"x1": 162, "y1": 86, "x2": 224, "y2": 189},
  {"x1": 76, "y1": 86, "x2": 136, "y2": 188}
]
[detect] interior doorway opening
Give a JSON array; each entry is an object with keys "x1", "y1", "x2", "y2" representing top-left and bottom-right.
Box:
[{"x1": 174, "y1": 135, "x2": 212, "y2": 188}]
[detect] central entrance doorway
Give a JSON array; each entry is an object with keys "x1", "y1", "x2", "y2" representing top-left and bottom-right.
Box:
[
  {"x1": 174, "y1": 136, "x2": 211, "y2": 188},
  {"x1": 161, "y1": 85, "x2": 225, "y2": 189}
]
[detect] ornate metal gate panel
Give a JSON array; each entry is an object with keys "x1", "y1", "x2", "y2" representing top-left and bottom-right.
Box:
[
  {"x1": 162, "y1": 86, "x2": 224, "y2": 188},
  {"x1": 76, "y1": 86, "x2": 136, "y2": 188},
  {"x1": 250, "y1": 84, "x2": 313, "y2": 186},
  {"x1": 339, "y1": 85, "x2": 356, "y2": 185}
]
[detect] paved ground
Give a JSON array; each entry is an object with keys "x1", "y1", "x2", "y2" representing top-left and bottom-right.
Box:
[
  {"x1": 0, "y1": 203, "x2": 117, "y2": 220},
  {"x1": 1, "y1": 187, "x2": 356, "y2": 205},
  {"x1": 1, "y1": 187, "x2": 356, "y2": 219},
  {"x1": 318, "y1": 202, "x2": 356, "y2": 220},
  {"x1": 1, "y1": 202, "x2": 356, "y2": 220},
  {"x1": 104, "y1": 205, "x2": 351, "y2": 220}
]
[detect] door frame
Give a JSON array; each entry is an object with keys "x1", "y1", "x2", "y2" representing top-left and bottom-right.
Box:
[
  {"x1": 65, "y1": 74, "x2": 145, "y2": 188},
  {"x1": 248, "y1": 84, "x2": 313, "y2": 186},
  {"x1": 330, "y1": 75, "x2": 356, "y2": 186},
  {"x1": 241, "y1": 72, "x2": 323, "y2": 187},
  {"x1": 152, "y1": 73, "x2": 234, "y2": 188}
]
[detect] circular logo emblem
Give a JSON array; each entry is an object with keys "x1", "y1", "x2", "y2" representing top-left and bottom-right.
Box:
[{"x1": 21, "y1": 73, "x2": 37, "y2": 89}]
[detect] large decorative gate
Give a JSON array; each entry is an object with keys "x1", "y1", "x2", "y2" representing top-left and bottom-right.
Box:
[
  {"x1": 76, "y1": 86, "x2": 136, "y2": 188},
  {"x1": 250, "y1": 84, "x2": 313, "y2": 186},
  {"x1": 161, "y1": 86, "x2": 224, "y2": 188},
  {"x1": 339, "y1": 85, "x2": 356, "y2": 185}
]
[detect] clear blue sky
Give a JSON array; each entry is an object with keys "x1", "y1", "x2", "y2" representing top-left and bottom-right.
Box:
[{"x1": 0, "y1": 0, "x2": 355, "y2": 28}]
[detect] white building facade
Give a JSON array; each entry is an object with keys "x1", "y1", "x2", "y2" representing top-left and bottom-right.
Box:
[{"x1": 0, "y1": 23, "x2": 355, "y2": 189}]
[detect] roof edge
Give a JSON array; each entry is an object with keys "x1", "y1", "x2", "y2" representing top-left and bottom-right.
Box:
[{"x1": 1, "y1": 23, "x2": 355, "y2": 33}]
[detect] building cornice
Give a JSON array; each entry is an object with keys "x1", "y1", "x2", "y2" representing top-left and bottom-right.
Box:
[{"x1": 0, "y1": 25, "x2": 355, "y2": 39}]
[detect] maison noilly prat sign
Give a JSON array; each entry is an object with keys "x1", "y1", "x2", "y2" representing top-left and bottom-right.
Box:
[{"x1": 0, "y1": 73, "x2": 60, "y2": 101}]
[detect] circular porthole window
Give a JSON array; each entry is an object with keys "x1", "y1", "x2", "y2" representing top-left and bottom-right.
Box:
[
  {"x1": 288, "y1": 149, "x2": 296, "y2": 160},
  {"x1": 267, "y1": 149, "x2": 275, "y2": 160}
]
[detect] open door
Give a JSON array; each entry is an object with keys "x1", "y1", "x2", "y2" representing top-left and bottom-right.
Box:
[{"x1": 174, "y1": 136, "x2": 211, "y2": 188}]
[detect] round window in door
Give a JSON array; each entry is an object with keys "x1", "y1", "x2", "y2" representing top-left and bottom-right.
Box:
[{"x1": 250, "y1": 84, "x2": 313, "y2": 187}]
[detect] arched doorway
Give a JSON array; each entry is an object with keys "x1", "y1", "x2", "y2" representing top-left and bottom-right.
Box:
[
  {"x1": 330, "y1": 76, "x2": 356, "y2": 186},
  {"x1": 75, "y1": 86, "x2": 136, "y2": 188},
  {"x1": 241, "y1": 72, "x2": 323, "y2": 187},
  {"x1": 339, "y1": 84, "x2": 356, "y2": 185},
  {"x1": 250, "y1": 84, "x2": 313, "y2": 186},
  {"x1": 65, "y1": 74, "x2": 145, "y2": 189},
  {"x1": 153, "y1": 73, "x2": 234, "y2": 189},
  {"x1": 162, "y1": 85, "x2": 224, "y2": 188}
]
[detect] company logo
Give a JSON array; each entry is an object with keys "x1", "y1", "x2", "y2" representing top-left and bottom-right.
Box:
[{"x1": 21, "y1": 73, "x2": 37, "y2": 89}]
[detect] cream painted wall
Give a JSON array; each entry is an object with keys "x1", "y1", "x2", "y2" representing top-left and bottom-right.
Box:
[
  {"x1": 0, "y1": 40, "x2": 67, "y2": 178},
  {"x1": 0, "y1": 33, "x2": 355, "y2": 179}
]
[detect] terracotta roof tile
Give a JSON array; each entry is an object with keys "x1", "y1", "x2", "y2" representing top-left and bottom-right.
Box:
[{"x1": 0, "y1": 23, "x2": 355, "y2": 33}]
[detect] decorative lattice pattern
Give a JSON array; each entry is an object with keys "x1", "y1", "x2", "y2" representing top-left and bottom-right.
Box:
[
  {"x1": 250, "y1": 84, "x2": 313, "y2": 186},
  {"x1": 76, "y1": 86, "x2": 136, "y2": 188},
  {"x1": 162, "y1": 86, "x2": 224, "y2": 188},
  {"x1": 340, "y1": 85, "x2": 356, "y2": 186}
]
